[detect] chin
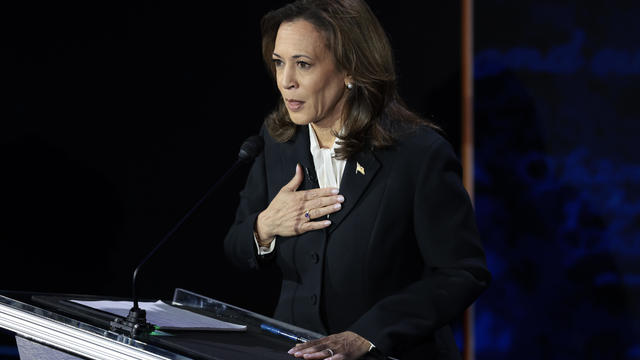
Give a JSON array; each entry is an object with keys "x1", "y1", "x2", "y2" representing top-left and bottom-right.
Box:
[{"x1": 288, "y1": 113, "x2": 313, "y2": 126}]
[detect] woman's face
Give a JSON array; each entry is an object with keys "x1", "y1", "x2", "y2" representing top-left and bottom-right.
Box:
[{"x1": 272, "y1": 20, "x2": 348, "y2": 129}]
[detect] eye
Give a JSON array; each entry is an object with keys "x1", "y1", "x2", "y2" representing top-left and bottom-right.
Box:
[
  {"x1": 272, "y1": 58, "x2": 283, "y2": 67},
  {"x1": 296, "y1": 60, "x2": 311, "y2": 69}
]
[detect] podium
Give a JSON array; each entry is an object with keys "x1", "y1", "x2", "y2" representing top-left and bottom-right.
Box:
[{"x1": 0, "y1": 288, "x2": 324, "y2": 360}]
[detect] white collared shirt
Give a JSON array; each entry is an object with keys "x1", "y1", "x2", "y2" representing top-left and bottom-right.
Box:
[
  {"x1": 255, "y1": 124, "x2": 347, "y2": 254},
  {"x1": 308, "y1": 124, "x2": 347, "y2": 189}
]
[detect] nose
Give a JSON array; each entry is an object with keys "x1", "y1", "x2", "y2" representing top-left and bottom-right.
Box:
[{"x1": 279, "y1": 63, "x2": 298, "y2": 90}]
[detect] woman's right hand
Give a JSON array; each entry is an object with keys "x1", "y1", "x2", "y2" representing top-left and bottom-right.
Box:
[{"x1": 255, "y1": 164, "x2": 344, "y2": 241}]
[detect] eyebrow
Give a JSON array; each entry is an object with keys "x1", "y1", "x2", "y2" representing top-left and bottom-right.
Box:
[{"x1": 272, "y1": 52, "x2": 313, "y2": 60}]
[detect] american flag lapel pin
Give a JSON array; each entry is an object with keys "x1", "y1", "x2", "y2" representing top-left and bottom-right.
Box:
[{"x1": 356, "y1": 162, "x2": 365, "y2": 175}]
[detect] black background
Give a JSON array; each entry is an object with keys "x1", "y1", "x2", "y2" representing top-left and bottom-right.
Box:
[{"x1": 1, "y1": 0, "x2": 460, "y2": 319}]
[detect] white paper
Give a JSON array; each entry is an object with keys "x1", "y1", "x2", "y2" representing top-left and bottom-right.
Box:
[{"x1": 71, "y1": 299, "x2": 246, "y2": 331}]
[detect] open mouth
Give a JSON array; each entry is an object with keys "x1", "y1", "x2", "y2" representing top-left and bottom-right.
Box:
[{"x1": 286, "y1": 99, "x2": 305, "y2": 111}]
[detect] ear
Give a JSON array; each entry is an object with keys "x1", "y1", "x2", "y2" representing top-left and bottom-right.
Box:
[{"x1": 344, "y1": 75, "x2": 354, "y2": 89}]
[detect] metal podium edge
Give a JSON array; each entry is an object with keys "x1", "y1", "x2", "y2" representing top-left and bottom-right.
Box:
[{"x1": 0, "y1": 295, "x2": 191, "y2": 360}]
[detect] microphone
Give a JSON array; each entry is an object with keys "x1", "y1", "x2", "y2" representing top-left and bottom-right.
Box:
[
  {"x1": 238, "y1": 135, "x2": 264, "y2": 162},
  {"x1": 110, "y1": 135, "x2": 264, "y2": 338}
]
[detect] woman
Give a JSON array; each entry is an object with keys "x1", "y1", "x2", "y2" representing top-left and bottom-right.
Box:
[{"x1": 224, "y1": 0, "x2": 490, "y2": 359}]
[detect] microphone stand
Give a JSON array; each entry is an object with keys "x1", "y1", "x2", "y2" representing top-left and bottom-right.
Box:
[{"x1": 110, "y1": 136, "x2": 263, "y2": 338}]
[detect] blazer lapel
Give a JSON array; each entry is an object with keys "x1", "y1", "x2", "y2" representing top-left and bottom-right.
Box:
[
  {"x1": 328, "y1": 150, "x2": 380, "y2": 233},
  {"x1": 280, "y1": 126, "x2": 318, "y2": 191}
]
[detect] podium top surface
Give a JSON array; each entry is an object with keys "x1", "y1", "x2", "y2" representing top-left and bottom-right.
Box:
[
  {"x1": 0, "y1": 291, "x2": 188, "y2": 360},
  {"x1": 0, "y1": 289, "x2": 323, "y2": 360}
]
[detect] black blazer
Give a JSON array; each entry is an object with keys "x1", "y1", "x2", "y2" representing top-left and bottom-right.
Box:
[{"x1": 224, "y1": 123, "x2": 490, "y2": 359}]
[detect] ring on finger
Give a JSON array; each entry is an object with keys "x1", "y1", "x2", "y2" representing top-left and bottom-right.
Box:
[
  {"x1": 304, "y1": 209, "x2": 311, "y2": 219},
  {"x1": 326, "y1": 348, "x2": 334, "y2": 357}
]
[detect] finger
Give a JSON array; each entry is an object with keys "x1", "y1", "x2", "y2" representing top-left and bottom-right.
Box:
[
  {"x1": 295, "y1": 219, "x2": 331, "y2": 234},
  {"x1": 288, "y1": 343, "x2": 311, "y2": 355},
  {"x1": 305, "y1": 195, "x2": 344, "y2": 213},
  {"x1": 306, "y1": 203, "x2": 342, "y2": 220},
  {"x1": 290, "y1": 344, "x2": 326, "y2": 358},
  {"x1": 288, "y1": 343, "x2": 317, "y2": 357},
  {"x1": 301, "y1": 349, "x2": 335, "y2": 359},
  {"x1": 301, "y1": 187, "x2": 340, "y2": 200},
  {"x1": 283, "y1": 164, "x2": 304, "y2": 192},
  {"x1": 288, "y1": 338, "x2": 336, "y2": 358},
  {"x1": 289, "y1": 338, "x2": 324, "y2": 353}
]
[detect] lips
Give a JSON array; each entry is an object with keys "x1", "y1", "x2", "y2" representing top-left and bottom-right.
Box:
[{"x1": 286, "y1": 99, "x2": 305, "y2": 111}]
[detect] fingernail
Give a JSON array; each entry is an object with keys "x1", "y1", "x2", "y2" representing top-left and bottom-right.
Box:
[
  {"x1": 331, "y1": 188, "x2": 339, "y2": 194},
  {"x1": 324, "y1": 220, "x2": 331, "y2": 226},
  {"x1": 334, "y1": 203, "x2": 341, "y2": 210},
  {"x1": 288, "y1": 348, "x2": 295, "y2": 354},
  {"x1": 337, "y1": 195, "x2": 344, "y2": 202}
]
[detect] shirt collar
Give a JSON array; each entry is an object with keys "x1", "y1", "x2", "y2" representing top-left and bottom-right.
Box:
[{"x1": 308, "y1": 124, "x2": 341, "y2": 157}]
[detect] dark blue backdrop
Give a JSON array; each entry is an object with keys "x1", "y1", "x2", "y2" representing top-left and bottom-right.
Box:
[{"x1": 473, "y1": 1, "x2": 640, "y2": 359}]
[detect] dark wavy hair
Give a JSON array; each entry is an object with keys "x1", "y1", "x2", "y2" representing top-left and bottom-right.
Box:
[{"x1": 261, "y1": 0, "x2": 431, "y2": 159}]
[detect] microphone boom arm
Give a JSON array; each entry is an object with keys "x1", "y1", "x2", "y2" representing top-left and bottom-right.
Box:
[
  {"x1": 110, "y1": 135, "x2": 264, "y2": 338},
  {"x1": 131, "y1": 159, "x2": 244, "y2": 310}
]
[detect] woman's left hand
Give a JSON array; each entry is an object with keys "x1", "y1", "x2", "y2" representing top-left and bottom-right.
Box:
[{"x1": 288, "y1": 331, "x2": 370, "y2": 360}]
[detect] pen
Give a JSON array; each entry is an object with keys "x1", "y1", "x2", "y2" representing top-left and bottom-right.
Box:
[{"x1": 260, "y1": 323, "x2": 309, "y2": 343}]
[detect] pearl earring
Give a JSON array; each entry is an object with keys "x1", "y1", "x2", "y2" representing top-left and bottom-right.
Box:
[{"x1": 346, "y1": 82, "x2": 354, "y2": 89}]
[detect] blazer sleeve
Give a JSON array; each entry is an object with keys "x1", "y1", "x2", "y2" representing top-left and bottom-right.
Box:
[
  {"x1": 223, "y1": 129, "x2": 274, "y2": 270},
  {"x1": 348, "y1": 136, "x2": 491, "y2": 354}
]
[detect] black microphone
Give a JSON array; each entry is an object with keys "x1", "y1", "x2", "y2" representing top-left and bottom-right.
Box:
[
  {"x1": 110, "y1": 135, "x2": 264, "y2": 338},
  {"x1": 238, "y1": 135, "x2": 264, "y2": 163}
]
